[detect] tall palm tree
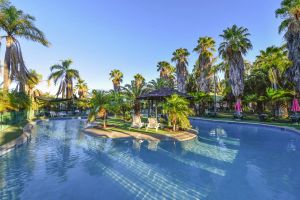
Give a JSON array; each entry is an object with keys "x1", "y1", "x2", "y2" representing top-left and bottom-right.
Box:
[
  {"x1": 193, "y1": 37, "x2": 216, "y2": 93},
  {"x1": 109, "y1": 69, "x2": 123, "y2": 92},
  {"x1": 48, "y1": 59, "x2": 80, "y2": 99},
  {"x1": 75, "y1": 78, "x2": 88, "y2": 99},
  {"x1": 218, "y1": 25, "x2": 252, "y2": 103},
  {"x1": 276, "y1": 0, "x2": 300, "y2": 93},
  {"x1": 0, "y1": 6, "x2": 49, "y2": 91},
  {"x1": 171, "y1": 48, "x2": 190, "y2": 93},
  {"x1": 156, "y1": 61, "x2": 176, "y2": 81},
  {"x1": 133, "y1": 73, "x2": 145, "y2": 89}
]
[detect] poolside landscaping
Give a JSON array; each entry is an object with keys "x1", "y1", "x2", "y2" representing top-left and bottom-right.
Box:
[
  {"x1": 0, "y1": 125, "x2": 24, "y2": 146},
  {"x1": 84, "y1": 118, "x2": 197, "y2": 142},
  {"x1": 202, "y1": 112, "x2": 300, "y2": 130}
]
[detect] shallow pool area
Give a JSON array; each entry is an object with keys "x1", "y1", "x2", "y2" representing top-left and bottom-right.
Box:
[{"x1": 0, "y1": 119, "x2": 300, "y2": 200}]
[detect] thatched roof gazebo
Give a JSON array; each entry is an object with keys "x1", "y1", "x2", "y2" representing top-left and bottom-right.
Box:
[
  {"x1": 137, "y1": 88, "x2": 192, "y2": 118},
  {"x1": 137, "y1": 88, "x2": 192, "y2": 101}
]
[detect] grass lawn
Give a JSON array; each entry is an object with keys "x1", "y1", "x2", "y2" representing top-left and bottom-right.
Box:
[
  {"x1": 97, "y1": 118, "x2": 177, "y2": 136},
  {"x1": 0, "y1": 125, "x2": 24, "y2": 146},
  {"x1": 200, "y1": 112, "x2": 300, "y2": 131}
]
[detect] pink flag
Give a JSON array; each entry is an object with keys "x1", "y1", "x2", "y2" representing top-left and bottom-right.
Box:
[
  {"x1": 291, "y1": 98, "x2": 300, "y2": 112},
  {"x1": 235, "y1": 100, "x2": 242, "y2": 112}
]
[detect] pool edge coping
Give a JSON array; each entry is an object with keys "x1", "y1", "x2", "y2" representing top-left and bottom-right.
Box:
[
  {"x1": 189, "y1": 117, "x2": 300, "y2": 134},
  {"x1": 0, "y1": 121, "x2": 37, "y2": 156}
]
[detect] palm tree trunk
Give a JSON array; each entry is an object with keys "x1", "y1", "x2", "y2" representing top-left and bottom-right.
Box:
[
  {"x1": 134, "y1": 100, "x2": 141, "y2": 116},
  {"x1": 3, "y1": 38, "x2": 13, "y2": 90},
  {"x1": 229, "y1": 53, "x2": 245, "y2": 98}
]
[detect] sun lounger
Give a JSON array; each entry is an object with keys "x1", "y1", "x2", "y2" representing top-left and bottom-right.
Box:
[
  {"x1": 146, "y1": 118, "x2": 160, "y2": 132},
  {"x1": 131, "y1": 115, "x2": 144, "y2": 129}
]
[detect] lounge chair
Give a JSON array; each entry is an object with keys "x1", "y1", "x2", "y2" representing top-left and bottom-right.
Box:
[
  {"x1": 146, "y1": 118, "x2": 160, "y2": 132},
  {"x1": 290, "y1": 112, "x2": 300, "y2": 124},
  {"x1": 233, "y1": 112, "x2": 244, "y2": 119},
  {"x1": 131, "y1": 115, "x2": 144, "y2": 129},
  {"x1": 50, "y1": 111, "x2": 57, "y2": 118},
  {"x1": 205, "y1": 109, "x2": 217, "y2": 117}
]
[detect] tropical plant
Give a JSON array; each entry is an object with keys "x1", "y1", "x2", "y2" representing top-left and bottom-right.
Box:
[
  {"x1": 122, "y1": 79, "x2": 148, "y2": 116},
  {"x1": 133, "y1": 73, "x2": 145, "y2": 89},
  {"x1": 109, "y1": 69, "x2": 123, "y2": 92},
  {"x1": 157, "y1": 61, "x2": 176, "y2": 82},
  {"x1": 219, "y1": 25, "x2": 252, "y2": 102},
  {"x1": 0, "y1": 5, "x2": 49, "y2": 91},
  {"x1": 276, "y1": 0, "x2": 300, "y2": 93},
  {"x1": 162, "y1": 94, "x2": 194, "y2": 131},
  {"x1": 0, "y1": 89, "x2": 12, "y2": 112},
  {"x1": 254, "y1": 46, "x2": 291, "y2": 90},
  {"x1": 25, "y1": 69, "x2": 42, "y2": 97},
  {"x1": 266, "y1": 87, "x2": 294, "y2": 117},
  {"x1": 75, "y1": 78, "x2": 88, "y2": 99},
  {"x1": 171, "y1": 48, "x2": 190, "y2": 93},
  {"x1": 191, "y1": 91, "x2": 213, "y2": 116},
  {"x1": 148, "y1": 78, "x2": 174, "y2": 91},
  {"x1": 186, "y1": 74, "x2": 198, "y2": 93},
  {"x1": 48, "y1": 59, "x2": 80, "y2": 99},
  {"x1": 108, "y1": 91, "x2": 131, "y2": 120},
  {"x1": 8, "y1": 91, "x2": 31, "y2": 111},
  {"x1": 88, "y1": 90, "x2": 109, "y2": 128},
  {"x1": 193, "y1": 37, "x2": 216, "y2": 93}
]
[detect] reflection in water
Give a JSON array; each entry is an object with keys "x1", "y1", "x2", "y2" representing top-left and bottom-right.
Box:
[
  {"x1": 181, "y1": 138, "x2": 239, "y2": 163},
  {"x1": 84, "y1": 139, "x2": 208, "y2": 199},
  {"x1": 0, "y1": 119, "x2": 300, "y2": 200}
]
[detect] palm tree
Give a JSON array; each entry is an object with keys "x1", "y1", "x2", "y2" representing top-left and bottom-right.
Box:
[
  {"x1": 218, "y1": 25, "x2": 252, "y2": 103},
  {"x1": 171, "y1": 48, "x2": 190, "y2": 93},
  {"x1": 193, "y1": 37, "x2": 216, "y2": 93},
  {"x1": 133, "y1": 73, "x2": 145, "y2": 89},
  {"x1": 122, "y1": 79, "x2": 147, "y2": 116},
  {"x1": 48, "y1": 59, "x2": 80, "y2": 99},
  {"x1": 109, "y1": 69, "x2": 123, "y2": 92},
  {"x1": 162, "y1": 94, "x2": 194, "y2": 131},
  {"x1": 88, "y1": 90, "x2": 109, "y2": 128},
  {"x1": 25, "y1": 69, "x2": 42, "y2": 97},
  {"x1": 75, "y1": 78, "x2": 88, "y2": 99},
  {"x1": 157, "y1": 61, "x2": 176, "y2": 81},
  {"x1": 255, "y1": 46, "x2": 291, "y2": 90},
  {"x1": 148, "y1": 78, "x2": 174, "y2": 91},
  {"x1": 276, "y1": 0, "x2": 300, "y2": 93},
  {"x1": 0, "y1": 6, "x2": 49, "y2": 91}
]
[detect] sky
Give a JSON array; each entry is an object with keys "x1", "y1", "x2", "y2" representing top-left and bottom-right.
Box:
[{"x1": 4, "y1": 0, "x2": 285, "y2": 93}]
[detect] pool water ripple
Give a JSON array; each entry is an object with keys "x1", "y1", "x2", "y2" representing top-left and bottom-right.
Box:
[{"x1": 0, "y1": 119, "x2": 300, "y2": 200}]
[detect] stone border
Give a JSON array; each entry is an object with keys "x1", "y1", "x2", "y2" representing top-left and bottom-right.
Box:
[
  {"x1": 189, "y1": 117, "x2": 300, "y2": 135},
  {"x1": 0, "y1": 122, "x2": 36, "y2": 156}
]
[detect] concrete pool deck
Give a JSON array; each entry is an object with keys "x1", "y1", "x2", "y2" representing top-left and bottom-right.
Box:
[{"x1": 84, "y1": 126, "x2": 198, "y2": 142}]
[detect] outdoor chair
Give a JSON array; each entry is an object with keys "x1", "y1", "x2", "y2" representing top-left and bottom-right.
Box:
[
  {"x1": 290, "y1": 112, "x2": 300, "y2": 124},
  {"x1": 146, "y1": 117, "x2": 160, "y2": 132},
  {"x1": 50, "y1": 111, "x2": 57, "y2": 118},
  {"x1": 131, "y1": 115, "x2": 145, "y2": 129},
  {"x1": 233, "y1": 112, "x2": 244, "y2": 119},
  {"x1": 205, "y1": 109, "x2": 217, "y2": 117}
]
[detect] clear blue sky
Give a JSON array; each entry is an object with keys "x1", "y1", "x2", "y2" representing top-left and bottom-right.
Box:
[{"x1": 11, "y1": 0, "x2": 284, "y2": 91}]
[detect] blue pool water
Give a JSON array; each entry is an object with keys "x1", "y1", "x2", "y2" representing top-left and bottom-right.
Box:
[{"x1": 0, "y1": 119, "x2": 300, "y2": 200}]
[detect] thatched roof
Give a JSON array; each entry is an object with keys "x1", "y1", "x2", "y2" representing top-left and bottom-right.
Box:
[
  {"x1": 137, "y1": 88, "x2": 193, "y2": 100},
  {"x1": 35, "y1": 96, "x2": 73, "y2": 103}
]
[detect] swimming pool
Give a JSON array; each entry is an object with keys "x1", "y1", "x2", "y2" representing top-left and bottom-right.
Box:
[{"x1": 0, "y1": 119, "x2": 299, "y2": 200}]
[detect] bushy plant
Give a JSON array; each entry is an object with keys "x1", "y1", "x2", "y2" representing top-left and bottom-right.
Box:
[{"x1": 162, "y1": 94, "x2": 194, "y2": 131}]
